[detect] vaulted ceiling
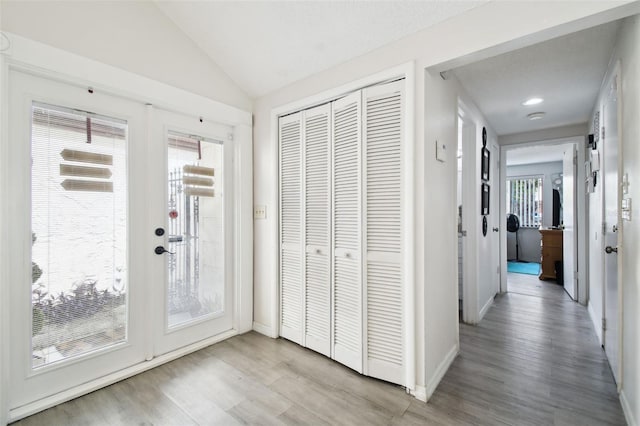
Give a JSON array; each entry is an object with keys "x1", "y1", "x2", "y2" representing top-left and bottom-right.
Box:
[{"x1": 155, "y1": 0, "x2": 488, "y2": 98}]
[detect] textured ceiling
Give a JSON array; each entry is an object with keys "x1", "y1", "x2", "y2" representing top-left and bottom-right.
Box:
[
  {"x1": 155, "y1": 1, "x2": 487, "y2": 98},
  {"x1": 452, "y1": 21, "x2": 621, "y2": 136}
]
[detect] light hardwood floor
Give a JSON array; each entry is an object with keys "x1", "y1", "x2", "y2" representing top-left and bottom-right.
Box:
[{"x1": 14, "y1": 273, "x2": 625, "y2": 425}]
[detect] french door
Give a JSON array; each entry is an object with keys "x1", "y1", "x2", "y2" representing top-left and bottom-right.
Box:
[
  {"x1": 7, "y1": 70, "x2": 233, "y2": 410},
  {"x1": 148, "y1": 108, "x2": 233, "y2": 356}
]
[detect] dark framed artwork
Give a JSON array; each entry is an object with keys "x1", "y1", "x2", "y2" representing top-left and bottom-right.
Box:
[
  {"x1": 481, "y1": 147, "x2": 490, "y2": 182},
  {"x1": 481, "y1": 183, "x2": 490, "y2": 215}
]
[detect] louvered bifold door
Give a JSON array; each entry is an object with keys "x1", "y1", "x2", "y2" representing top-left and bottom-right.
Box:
[
  {"x1": 303, "y1": 104, "x2": 332, "y2": 356},
  {"x1": 332, "y1": 92, "x2": 363, "y2": 373},
  {"x1": 363, "y1": 80, "x2": 405, "y2": 385},
  {"x1": 279, "y1": 113, "x2": 303, "y2": 344}
]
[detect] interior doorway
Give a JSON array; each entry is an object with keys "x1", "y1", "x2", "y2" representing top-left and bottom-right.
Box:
[{"x1": 502, "y1": 140, "x2": 583, "y2": 300}]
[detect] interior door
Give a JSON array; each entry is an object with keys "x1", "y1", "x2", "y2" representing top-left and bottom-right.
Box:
[
  {"x1": 363, "y1": 81, "x2": 404, "y2": 384},
  {"x1": 331, "y1": 91, "x2": 363, "y2": 373},
  {"x1": 149, "y1": 108, "x2": 234, "y2": 356},
  {"x1": 279, "y1": 112, "x2": 303, "y2": 345},
  {"x1": 303, "y1": 104, "x2": 332, "y2": 357},
  {"x1": 562, "y1": 144, "x2": 577, "y2": 299},
  {"x1": 7, "y1": 70, "x2": 148, "y2": 408},
  {"x1": 603, "y1": 76, "x2": 620, "y2": 384}
]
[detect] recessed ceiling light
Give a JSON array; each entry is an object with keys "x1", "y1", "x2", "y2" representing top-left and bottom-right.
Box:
[
  {"x1": 522, "y1": 97, "x2": 544, "y2": 106},
  {"x1": 527, "y1": 112, "x2": 546, "y2": 121}
]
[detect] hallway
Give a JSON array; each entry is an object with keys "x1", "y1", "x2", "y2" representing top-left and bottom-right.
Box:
[
  {"x1": 436, "y1": 272, "x2": 625, "y2": 425},
  {"x1": 14, "y1": 274, "x2": 625, "y2": 425}
]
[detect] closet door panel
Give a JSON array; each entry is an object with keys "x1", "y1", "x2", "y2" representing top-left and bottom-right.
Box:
[
  {"x1": 279, "y1": 113, "x2": 303, "y2": 344},
  {"x1": 304, "y1": 104, "x2": 331, "y2": 356},
  {"x1": 332, "y1": 92, "x2": 363, "y2": 373},
  {"x1": 363, "y1": 81, "x2": 405, "y2": 385}
]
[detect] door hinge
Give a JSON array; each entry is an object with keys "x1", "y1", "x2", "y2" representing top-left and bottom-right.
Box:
[
  {"x1": 602, "y1": 222, "x2": 607, "y2": 234},
  {"x1": 602, "y1": 126, "x2": 605, "y2": 141},
  {"x1": 602, "y1": 318, "x2": 607, "y2": 331}
]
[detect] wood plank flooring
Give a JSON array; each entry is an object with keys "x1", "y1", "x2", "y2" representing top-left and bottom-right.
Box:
[{"x1": 13, "y1": 273, "x2": 625, "y2": 425}]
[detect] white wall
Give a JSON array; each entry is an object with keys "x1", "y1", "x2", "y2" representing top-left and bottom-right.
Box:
[
  {"x1": 506, "y1": 161, "x2": 563, "y2": 262},
  {"x1": 252, "y1": 1, "x2": 634, "y2": 400},
  {"x1": 592, "y1": 14, "x2": 640, "y2": 426},
  {"x1": 0, "y1": 1, "x2": 251, "y2": 111}
]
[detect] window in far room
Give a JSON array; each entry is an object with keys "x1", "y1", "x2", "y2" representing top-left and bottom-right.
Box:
[{"x1": 506, "y1": 176, "x2": 543, "y2": 228}]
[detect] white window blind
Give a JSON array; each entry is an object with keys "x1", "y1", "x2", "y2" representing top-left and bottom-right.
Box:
[{"x1": 507, "y1": 176, "x2": 543, "y2": 228}]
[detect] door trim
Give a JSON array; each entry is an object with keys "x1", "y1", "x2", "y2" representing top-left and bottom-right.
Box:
[{"x1": 499, "y1": 136, "x2": 587, "y2": 304}]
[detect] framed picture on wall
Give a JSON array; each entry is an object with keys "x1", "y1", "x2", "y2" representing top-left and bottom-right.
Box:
[
  {"x1": 481, "y1": 147, "x2": 490, "y2": 181},
  {"x1": 481, "y1": 183, "x2": 490, "y2": 215}
]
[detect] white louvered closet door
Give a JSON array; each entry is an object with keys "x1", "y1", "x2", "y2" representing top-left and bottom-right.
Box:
[
  {"x1": 331, "y1": 92, "x2": 363, "y2": 373},
  {"x1": 279, "y1": 113, "x2": 303, "y2": 344},
  {"x1": 303, "y1": 104, "x2": 331, "y2": 356},
  {"x1": 363, "y1": 80, "x2": 405, "y2": 385}
]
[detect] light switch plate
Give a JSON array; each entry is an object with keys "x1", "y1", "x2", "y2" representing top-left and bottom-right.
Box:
[{"x1": 254, "y1": 205, "x2": 267, "y2": 220}]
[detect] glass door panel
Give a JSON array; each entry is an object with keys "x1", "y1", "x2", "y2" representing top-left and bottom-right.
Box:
[
  {"x1": 166, "y1": 132, "x2": 225, "y2": 328},
  {"x1": 150, "y1": 109, "x2": 233, "y2": 356},
  {"x1": 8, "y1": 70, "x2": 148, "y2": 410},
  {"x1": 31, "y1": 102, "x2": 128, "y2": 368}
]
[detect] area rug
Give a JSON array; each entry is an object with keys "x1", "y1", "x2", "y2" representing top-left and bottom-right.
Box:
[{"x1": 507, "y1": 261, "x2": 540, "y2": 276}]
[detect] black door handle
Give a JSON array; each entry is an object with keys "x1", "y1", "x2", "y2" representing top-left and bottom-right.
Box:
[
  {"x1": 493, "y1": 227, "x2": 499, "y2": 232},
  {"x1": 155, "y1": 245, "x2": 175, "y2": 255}
]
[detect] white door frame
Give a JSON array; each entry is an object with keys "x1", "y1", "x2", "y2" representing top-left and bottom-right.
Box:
[
  {"x1": 457, "y1": 107, "x2": 478, "y2": 324},
  {"x1": 499, "y1": 136, "x2": 587, "y2": 304},
  {"x1": 0, "y1": 33, "x2": 253, "y2": 423}
]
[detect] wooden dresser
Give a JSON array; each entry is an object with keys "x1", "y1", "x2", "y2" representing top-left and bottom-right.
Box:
[{"x1": 539, "y1": 229, "x2": 563, "y2": 280}]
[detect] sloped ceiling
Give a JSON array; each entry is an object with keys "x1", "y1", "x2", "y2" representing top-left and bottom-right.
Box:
[
  {"x1": 452, "y1": 21, "x2": 621, "y2": 136},
  {"x1": 155, "y1": 1, "x2": 488, "y2": 98}
]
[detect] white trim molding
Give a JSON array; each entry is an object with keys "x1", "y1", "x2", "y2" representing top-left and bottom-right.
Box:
[
  {"x1": 252, "y1": 322, "x2": 277, "y2": 338},
  {"x1": 478, "y1": 297, "x2": 494, "y2": 322},
  {"x1": 620, "y1": 390, "x2": 637, "y2": 426},
  {"x1": 410, "y1": 385, "x2": 427, "y2": 402},
  {"x1": 426, "y1": 344, "x2": 459, "y2": 401}
]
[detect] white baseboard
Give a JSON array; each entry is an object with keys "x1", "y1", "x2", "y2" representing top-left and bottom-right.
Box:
[
  {"x1": 252, "y1": 321, "x2": 277, "y2": 338},
  {"x1": 478, "y1": 296, "x2": 493, "y2": 322},
  {"x1": 621, "y1": 390, "x2": 637, "y2": 426},
  {"x1": 426, "y1": 344, "x2": 459, "y2": 400},
  {"x1": 587, "y1": 302, "x2": 603, "y2": 345},
  {"x1": 410, "y1": 385, "x2": 427, "y2": 402},
  {"x1": 8, "y1": 329, "x2": 237, "y2": 423}
]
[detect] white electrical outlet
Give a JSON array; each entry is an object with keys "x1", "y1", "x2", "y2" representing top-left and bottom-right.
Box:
[{"x1": 254, "y1": 205, "x2": 267, "y2": 220}]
